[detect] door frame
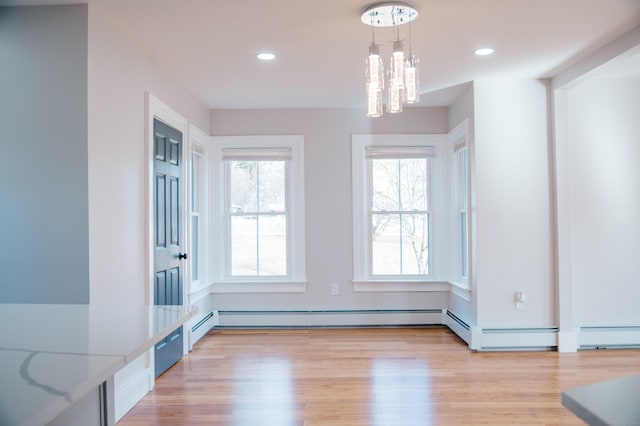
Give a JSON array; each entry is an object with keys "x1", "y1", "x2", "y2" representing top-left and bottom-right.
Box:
[{"x1": 145, "y1": 93, "x2": 190, "y2": 361}]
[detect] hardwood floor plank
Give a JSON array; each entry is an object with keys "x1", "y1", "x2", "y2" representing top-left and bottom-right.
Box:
[{"x1": 119, "y1": 328, "x2": 640, "y2": 425}]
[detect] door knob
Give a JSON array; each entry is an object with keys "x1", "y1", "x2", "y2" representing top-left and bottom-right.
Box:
[{"x1": 178, "y1": 253, "x2": 188, "y2": 260}]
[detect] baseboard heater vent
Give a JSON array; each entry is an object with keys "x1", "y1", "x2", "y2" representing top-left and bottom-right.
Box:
[
  {"x1": 479, "y1": 326, "x2": 558, "y2": 351},
  {"x1": 217, "y1": 309, "x2": 443, "y2": 328},
  {"x1": 446, "y1": 310, "x2": 470, "y2": 331},
  {"x1": 191, "y1": 312, "x2": 214, "y2": 333},
  {"x1": 218, "y1": 309, "x2": 442, "y2": 315},
  {"x1": 483, "y1": 327, "x2": 558, "y2": 334},
  {"x1": 581, "y1": 325, "x2": 640, "y2": 332},
  {"x1": 581, "y1": 344, "x2": 640, "y2": 350},
  {"x1": 579, "y1": 325, "x2": 640, "y2": 349}
]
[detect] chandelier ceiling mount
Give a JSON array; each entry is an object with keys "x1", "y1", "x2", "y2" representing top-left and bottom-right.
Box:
[
  {"x1": 360, "y1": 2, "x2": 418, "y2": 27},
  {"x1": 361, "y1": 2, "x2": 420, "y2": 118}
]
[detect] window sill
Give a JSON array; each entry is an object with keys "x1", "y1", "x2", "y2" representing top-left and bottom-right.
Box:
[
  {"x1": 448, "y1": 280, "x2": 472, "y2": 302},
  {"x1": 210, "y1": 281, "x2": 306, "y2": 293},
  {"x1": 189, "y1": 281, "x2": 212, "y2": 295},
  {"x1": 353, "y1": 280, "x2": 450, "y2": 292}
]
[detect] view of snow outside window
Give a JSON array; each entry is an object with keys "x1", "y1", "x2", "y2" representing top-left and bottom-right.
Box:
[
  {"x1": 229, "y1": 160, "x2": 287, "y2": 276},
  {"x1": 371, "y1": 157, "x2": 430, "y2": 275}
]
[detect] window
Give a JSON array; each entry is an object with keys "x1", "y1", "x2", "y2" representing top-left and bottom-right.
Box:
[
  {"x1": 188, "y1": 124, "x2": 209, "y2": 293},
  {"x1": 453, "y1": 144, "x2": 468, "y2": 279},
  {"x1": 368, "y1": 147, "x2": 433, "y2": 276},
  {"x1": 352, "y1": 134, "x2": 448, "y2": 289},
  {"x1": 191, "y1": 147, "x2": 203, "y2": 282},
  {"x1": 448, "y1": 118, "x2": 470, "y2": 288},
  {"x1": 211, "y1": 136, "x2": 305, "y2": 290},
  {"x1": 224, "y1": 149, "x2": 288, "y2": 276}
]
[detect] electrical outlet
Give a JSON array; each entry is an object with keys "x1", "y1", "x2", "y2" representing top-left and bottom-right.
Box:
[{"x1": 331, "y1": 283, "x2": 339, "y2": 295}]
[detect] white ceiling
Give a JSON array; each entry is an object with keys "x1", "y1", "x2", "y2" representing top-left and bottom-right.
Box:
[{"x1": 6, "y1": 0, "x2": 640, "y2": 109}]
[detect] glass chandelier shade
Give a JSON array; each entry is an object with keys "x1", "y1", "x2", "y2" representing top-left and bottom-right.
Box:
[
  {"x1": 405, "y1": 54, "x2": 420, "y2": 104},
  {"x1": 366, "y1": 43, "x2": 384, "y2": 117},
  {"x1": 366, "y1": 82, "x2": 383, "y2": 117},
  {"x1": 387, "y1": 40, "x2": 405, "y2": 113},
  {"x1": 361, "y1": 2, "x2": 420, "y2": 117}
]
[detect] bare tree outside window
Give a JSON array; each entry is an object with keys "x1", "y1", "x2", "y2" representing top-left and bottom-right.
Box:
[{"x1": 371, "y1": 158, "x2": 429, "y2": 275}]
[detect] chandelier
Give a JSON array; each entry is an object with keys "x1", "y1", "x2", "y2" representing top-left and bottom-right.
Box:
[{"x1": 361, "y1": 2, "x2": 419, "y2": 117}]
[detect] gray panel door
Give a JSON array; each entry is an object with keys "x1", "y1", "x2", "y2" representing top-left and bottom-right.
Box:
[{"x1": 153, "y1": 118, "x2": 185, "y2": 378}]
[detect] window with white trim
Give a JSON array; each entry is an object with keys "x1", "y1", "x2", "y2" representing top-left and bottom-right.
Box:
[
  {"x1": 453, "y1": 144, "x2": 468, "y2": 279},
  {"x1": 448, "y1": 118, "x2": 470, "y2": 288},
  {"x1": 224, "y1": 148, "x2": 289, "y2": 276},
  {"x1": 368, "y1": 146, "x2": 433, "y2": 275},
  {"x1": 211, "y1": 136, "x2": 305, "y2": 286},
  {"x1": 190, "y1": 145, "x2": 205, "y2": 284},
  {"x1": 188, "y1": 124, "x2": 210, "y2": 293},
  {"x1": 352, "y1": 134, "x2": 448, "y2": 285}
]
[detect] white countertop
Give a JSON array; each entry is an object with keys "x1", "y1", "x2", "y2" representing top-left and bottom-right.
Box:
[
  {"x1": 0, "y1": 304, "x2": 195, "y2": 426},
  {"x1": 562, "y1": 374, "x2": 640, "y2": 426}
]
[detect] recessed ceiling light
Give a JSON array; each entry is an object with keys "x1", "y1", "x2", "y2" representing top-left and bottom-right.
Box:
[
  {"x1": 474, "y1": 48, "x2": 495, "y2": 56},
  {"x1": 256, "y1": 52, "x2": 276, "y2": 61}
]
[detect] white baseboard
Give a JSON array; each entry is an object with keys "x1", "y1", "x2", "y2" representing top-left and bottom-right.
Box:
[
  {"x1": 443, "y1": 309, "x2": 559, "y2": 351},
  {"x1": 185, "y1": 311, "x2": 640, "y2": 351},
  {"x1": 218, "y1": 309, "x2": 443, "y2": 328},
  {"x1": 114, "y1": 355, "x2": 153, "y2": 422},
  {"x1": 187, "y1": 293, "x2": 218, "y2": 350},
  {"x1": 217, "y1": 310, "x2": 560, "y2": 351},
  {"x1": 189, "y1": 310, "x2": 219, "y2": 348},
  {"x1": 474, "y1": 327, "x2": 558, "y2": 351},
  {"x1": 557, "y1": 330, "x2": 578, "y2": 352},
  {"x1": 442, "y1": 310, "x2": 472, "y2": 345},
  {"x1": 579, "y1": 326, "x2": 640, "y2": 349}
]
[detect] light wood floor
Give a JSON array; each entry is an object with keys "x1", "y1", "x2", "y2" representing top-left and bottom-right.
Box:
[{"x1": 119, "y1": 327, "x2": 640, "y2": 425}]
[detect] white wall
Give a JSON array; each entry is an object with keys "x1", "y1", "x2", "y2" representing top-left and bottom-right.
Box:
[
  {"x1": 566, "y1": 76, "x2": 640, "y2": 326},
  {"x1": 473, "y1": 79, "x2": 555, "y2": 329},
  {"x1": 87, "y1": 5, "x2": 209, "y2": 305},
  {"x1": 87, "y1": 6, "x2": 210, "y2": 418},
  {"x1": 448, "y1": 83, "x2": 474, "y2": 132},
  {"x1": 209, "y1": 108, "x2": 451, "y2": 314},
  {"x1": 552, "y1": 28, "x2": 640, "y2": 350}
]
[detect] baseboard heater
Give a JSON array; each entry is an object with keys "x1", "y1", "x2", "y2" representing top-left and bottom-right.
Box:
[
  {"x1": 479, "y1": 327, "x2": 558, "y2": 351},
  {"x1": 189, "y1": 311, "x2": 219, "y2": 347},
  {"x1": 579, "y1": 325, "x2": 640, "y2": 349},
  {"x1": 446, "y1": 310, "x2": 470, "y2": 330},
  {"x1": 217, "y1": 309, "x2": 443, "y2": 328},
  {"x1": 443, "y1": 310, "x2": 472, "y2": 345},
  {"x1": 191, "y1": 312, "x2": 214, "y2": 333}
]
